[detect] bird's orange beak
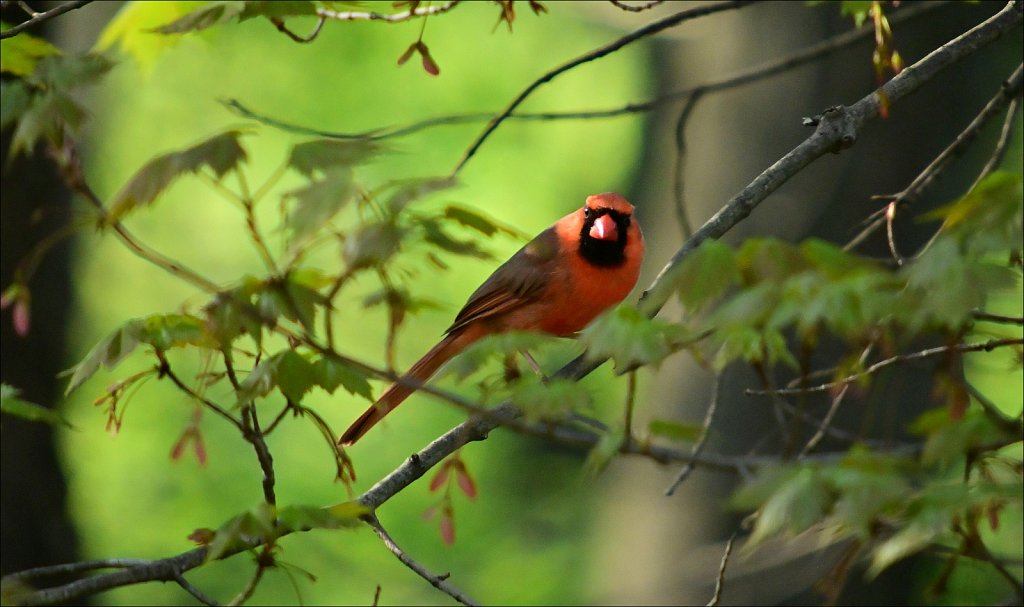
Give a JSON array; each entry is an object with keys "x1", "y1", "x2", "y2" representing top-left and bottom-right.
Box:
[{"x1": 589, "y1": 213, "x2": 618, "y2": 241}]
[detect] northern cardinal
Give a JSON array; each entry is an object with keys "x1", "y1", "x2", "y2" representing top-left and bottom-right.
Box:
[{"x1": 339, "y1": 193, "x2": 645, "y2": 445}]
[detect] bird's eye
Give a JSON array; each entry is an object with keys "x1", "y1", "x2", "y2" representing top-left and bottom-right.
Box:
[{"x1": 584, "y1": 207, "x2": 592, "y2": 218}]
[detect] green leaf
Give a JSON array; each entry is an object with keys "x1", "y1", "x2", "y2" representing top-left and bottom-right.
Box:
[
  {"x1": 420, "y1": 219, "x2": 491, "y2": 259},
  {"x1": 63, "y1": 322, "x2": 143, "y2": 395},
  {"x1": 96, "y1": 1, "x2": 207, "y2": 72},
  {"x1": 137, "y1": 314, "x2": 209, "y2": 351},
  {"x1": 315, "y1": 355, "x2": 373, "y2": 401},
  {"x1": 745, "y1": 466, "x2": 831, "y2": 547},
  {"x1": 343, "y1": 221, "x2": 403, "y2": 270},
  {"x1": 1, "y1": 384, "x2": 74, "y2": 428},
  {"x1": 204, "y1": 502, "x2": 277, "y2": 562},
  {"x1": 0, "y1": 80, "x2": 33, "y2": 131},
  {"x1": 736, "y1": 238, "x2": 809, "y2": 284},
  {"x1": 240, "y1": 1, "x2": 317, "y2": 20},
  {"x1": 0, "y1": 26, "x2": 61, "y2": 77},
  {"x1": 509, "y1": 377, "x2": 590, "y2": 424},
  {"x1": 277, "y1": 501, "x2": 369, "y2": 532},
  {"x1": 274, "y1": 350, "x2": 317, "y2": 402},
  {"x1": 443, "y1": 205, "x2": 501, "y2": 237},
  {"x1": 839, "y1": 1, "x2": 873, "y2": 27},
  {"x1": 237, "y1": 350, "x2": 317, "y2": 405},
  {"x1": 912, "y1": 407, "x2": 1007, "y2": 467},
  {"x1": 383, "y1": 176, "x2": 457, "y2": 213},
  {"x1": 585, "y1": 427, "x2": 624, "y2": 476},
  {"x1": 152, "y1": 1, "x2": 247, "y2": 34},
  {"x1": 287, "y1": 139, "x2": 381, "y2": 177},
  {"x1": 930, "y1": 171, "x2": 1023, "y2": 256},
  {"x1": 34, "y1": 54, "x2": 115, "y2": 90},
  {"x1": 284, "y1": 168, "x2": 355, "y2": 243},
  {"x1": 674, "y1": 239, "x2": 740, "y2": 312},
  {"x1": 647, "y1": 419, "x2": 702, "y2": 443},
  {"x1": 868, "y1": 519, "x2": 942, "y2": 578},
  {"x1": 580, "y1": 305, "x2": 693, "y2": 371},
  {"x1": 900, "y1": 237, "x2": 988, "y2": 331},
  {"x1": 107, "y1": 130, "x2": 248, "y2": 222}
]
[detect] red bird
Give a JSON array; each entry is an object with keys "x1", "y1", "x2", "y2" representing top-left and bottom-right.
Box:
[{"x1": 339, "y1": 193, "x2": 645, "y2": 445}]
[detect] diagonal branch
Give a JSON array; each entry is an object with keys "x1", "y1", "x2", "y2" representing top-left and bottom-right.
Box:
[
  {"x1": 450, "y1": 0, "x2": 757, "y2": 176},
  {"x1": 639, "y1": 0, "x2": 1023, "y2": 317},
  {"x1": 366, "y1": 515, "x2": 479, "y2": 606},
  {"x1": 0, "y1": 0, "x2": 92, "y2": 39}
]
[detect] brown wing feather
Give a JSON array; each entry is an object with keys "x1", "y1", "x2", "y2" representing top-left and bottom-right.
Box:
[{"x1": 445, "y1": 227, "x2": 559, "y2": 334}]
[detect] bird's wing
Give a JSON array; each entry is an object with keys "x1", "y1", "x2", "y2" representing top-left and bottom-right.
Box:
[{"x1": 445, "y1": 226, "x2": 560, "y2": 334}]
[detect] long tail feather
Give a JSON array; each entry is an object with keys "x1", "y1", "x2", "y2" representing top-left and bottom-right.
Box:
[{"x1": 339, "y1": 331, "x2": 474, "y2": 445}]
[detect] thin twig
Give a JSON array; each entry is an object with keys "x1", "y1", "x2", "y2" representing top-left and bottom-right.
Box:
[
  {"x1": 972, "y1": 311, "x2": 1024, "y2": 325},
  {"x1": 884, "y1": 201, "x2": 904, "y2": 266},
  {"x1": 748, "y1": 338, "x2": 1024, "y2": 396},
  {"x1": 665, "y1": 373, "x2": 722, "y2": 496},
  {"x1": 672, "y1": 90, "x2": 703, "y2": 239},
  {"x1": 271, "y1": 15, "x2": 325, "y2": 43},
  {"x1": 0, "y1": 0, "x2": 91, "y2": 39},
  {"x1": 964, "y1": 381, "x2": 1020, "y2": 431},
  {"x1": 315, "y1": 1, "x2": 460, "y2": 23},
  {"x1": 972, "y1": 94, "x2": 1023, "y2": 189},
  {"x1": 365, "y1": 515, "x2": 479, "y2": 607},
  {"x1": 846, "y1": 62, "x2": 1024, "y2": 251},
  {"x1": 623, "y1": 370, "x2": 638, "y2": 439},
  {"x1": 161, "y1": 361, "x2": 243, "y2": 431},
  {"x1": 450, "y1": 0, "x2": 755, "y2": 176},
  {"x1": 707, "y1": 530, "x2": 738, "y2": 606},
  {"x1": 226, "y1": 546, "x2": 269, "y2": 606},
  {"x1": 173, "y1": 573, "x2": 221, "y2": 606},
  {"x1": 798, "y1": 343, "x2": 875, "y2": 458},
  {"x1": 608, "y1": 0, "x2": 665, "y2": 12}
]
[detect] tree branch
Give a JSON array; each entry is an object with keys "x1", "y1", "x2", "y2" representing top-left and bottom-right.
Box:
[
  {"x1": 746, "y1": 338, "x2": 1024, "y2": 396},
  {"x1": 0, "y1": 0, "x2": 91, "y2": 39},
  {"x1": 223, "y1": 1, "x2": 943, "y2": 143},
  {"x1": 846, "y1": 61, "x2": 1024, "y2": 251},
  {"x1": 366, "y1": 515, "x2": 478, "y2": 606},
  {"x1": 639, "y1": 0, "x2": 1023, "y2": 317},
  {"x1": 315, "y1": 1, "x2": 460, "y2": 23},
  {"x1": 449, "y1": 0, "x2": 756, "y2": 176}
]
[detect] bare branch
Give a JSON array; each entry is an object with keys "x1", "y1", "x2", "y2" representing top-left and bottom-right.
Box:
[
  {"x1": 672, "y1": 90, "x2": 703, "y2": 239},
  {"x1": 798, "y1": 343, "x2": 875, "y2": 458},
  {"x1": 706, "y1": 531, "x2": 738, "y2": 607},
  {"x1": 0, "y1": 0, "x2": 91, "y2": 39},
  {"x1": 270, "y1": 15, "x2": 325, "y2": 43},
  {"x1": 315, "y1": 1, "x2": 460, "y2": 23},
  {"x1": 450, "y1": 0, "x2": 756, "y2": 176},
  {"x1": 972, "y1": 93, "x2": 1022, "y2": 189},
  {"x1": 366, "y1": 515, "x2": 479, "y2": 606},
  {"x1": 665, "y1": 373, "x2": 722, "y2": 496},
  {"x1": 608, "y1": 0, "x2": 665, "y2": 12},
  {"x1": 972, "y1": 311, "x2": 1024, "y2": 325},
  {"x1": 846, "y1": 61, "x2": 1024, "y2": 251},
  {"x1": 174, "y1": 573, "x2": 221, "y2": 606},
  {"x1": 747, "y1": 338, "x2": 1024, "y2": 397}
]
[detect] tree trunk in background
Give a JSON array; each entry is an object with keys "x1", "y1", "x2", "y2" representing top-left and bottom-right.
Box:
[
  {"x1": 588, "y1": 3, "x2": 1020, "y2": 604},
  {"x1": 0, "y1": 117, "x2": 79, "y2": 586}
]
